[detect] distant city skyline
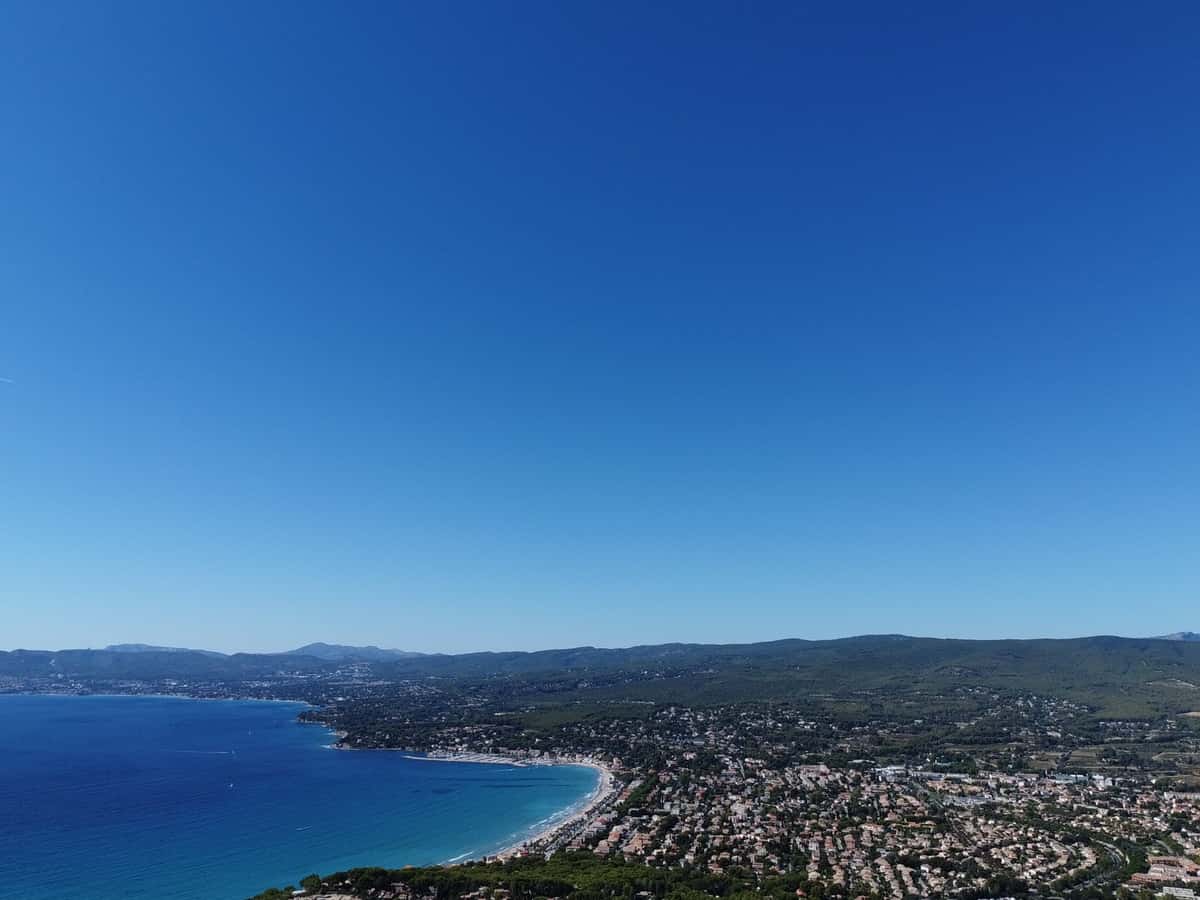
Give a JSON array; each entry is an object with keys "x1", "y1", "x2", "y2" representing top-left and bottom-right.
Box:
[{"x1": 3, "y1": 2, "x2": 1199, "y2": 654}]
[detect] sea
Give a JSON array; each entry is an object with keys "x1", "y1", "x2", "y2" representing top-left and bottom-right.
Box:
[{"x1": 0, "y1": 694, "x2": 600, "y2": 900}]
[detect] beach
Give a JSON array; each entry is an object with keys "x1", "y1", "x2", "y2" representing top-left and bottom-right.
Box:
[
  {"x1": 391, "y1": 752, "x2": 619, "y2": 862},
  {"x1": 329, "y1": 742, "x2": 619, "y2": 864},
  {"x1": 489, "y1": 759, "x2": 616, "y2": 861}
]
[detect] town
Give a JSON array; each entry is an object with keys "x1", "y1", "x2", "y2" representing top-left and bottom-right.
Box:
[
  {"x1": 6, "y1": 643, "x2": 1199, "y2": 900},
  {"x1": 410, "y1": 716, "x2": 1196, "y2": 900}
]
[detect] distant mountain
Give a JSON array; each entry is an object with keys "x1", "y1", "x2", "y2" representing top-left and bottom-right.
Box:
[
  {"x1": 106, "y1": 643, "x2": 227, "y2": 658},
  {"x1": 1153, "y1": 631, "x2": 1200, "y2": 642},
  {"x1": 285, "y1": 642, "x2": 425, "y2": 662},
  {"x1": 6, "y1": 635, "x2": 1200, "y2": 717}
]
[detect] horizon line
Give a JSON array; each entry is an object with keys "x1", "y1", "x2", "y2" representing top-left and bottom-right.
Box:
[{"x1": 2, "y1": 629, "x2": 1196, "y2": 657}]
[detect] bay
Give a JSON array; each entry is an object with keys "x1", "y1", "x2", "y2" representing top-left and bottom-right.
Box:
[{"x1": 0, "y1": 694, "x2": 599, "y2": 900}]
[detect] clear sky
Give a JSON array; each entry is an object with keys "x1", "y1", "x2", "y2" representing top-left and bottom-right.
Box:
[{"x1": 2, "y1": 2, "x2": 1198, "y2": 654}]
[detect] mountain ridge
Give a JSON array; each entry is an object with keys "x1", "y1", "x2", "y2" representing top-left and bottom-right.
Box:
[
  {"x1": 4, "y1": 632, "x2": 1200, "y2": 708},
  {"x1": 105, "y1": 643, "x2": 228, "y2": 658},
  {"x1": 9, "y1": 630, "x2": 1195, "y2": 660},
  {"x1": 285, "y1": 642, "x2": 425, "y2": 662}
]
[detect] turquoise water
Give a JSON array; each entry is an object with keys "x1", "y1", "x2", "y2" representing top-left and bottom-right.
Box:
[{"x1": 0, "y1": 694, "x2": 598, "y2": 900}]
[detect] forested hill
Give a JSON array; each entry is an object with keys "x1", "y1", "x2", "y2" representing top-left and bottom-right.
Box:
[
  {"x1": 377, "y1": 634, "x2": 1200, "y2": 714},
  {"x1": 375, "y1": 633, "x2": 1200, "y2": 680},
  {"x1": 4, "y1": 634, "x2": 1200, "y2": 710}
]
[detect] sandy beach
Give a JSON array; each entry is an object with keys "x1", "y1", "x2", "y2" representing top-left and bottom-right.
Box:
[
  {"x1": 488, "y1": 758, "x2": 616, "y2": 861},
  {"x1": 396, "y1": 753, "x2": 618, "y2": 863},
  {"x1": 327, "y1": 745, "x2": 619, "y2": 864}
]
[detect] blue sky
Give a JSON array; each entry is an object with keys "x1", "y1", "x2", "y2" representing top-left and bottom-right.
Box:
[{"x1": 2, "y1": 2, "x2": 1198, "y2": 653}]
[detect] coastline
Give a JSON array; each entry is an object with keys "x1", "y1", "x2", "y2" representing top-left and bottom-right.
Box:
[
  {"x1": 317, "y1": 739, "x2": 622, "y2": 865},
  {"x1": 3, "y1": 695, "x2": 617, "y2": 900},
  {"x1": 20, "y1": 694, "x2": 613, "y2": 869},
  {"x1": 0, "y1": 690, "x2": 312, "y2": 706},
  {"x1": 372, "y1": 750, "x2": 617, "y2": 864},
  {"x1": 486, "y1": 758, "x2": 614, "y2": 861},
  {"x1": 7, "y1": 694, "x2": 613, "y2": 870}
]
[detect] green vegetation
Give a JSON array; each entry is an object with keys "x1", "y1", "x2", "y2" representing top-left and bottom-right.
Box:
[
  {"x1": 9, "y1": 635, "x2": 1200, "y2": 719},
  {"x1": 249, "y1": 852, "x2": 789, "y2": 900}
]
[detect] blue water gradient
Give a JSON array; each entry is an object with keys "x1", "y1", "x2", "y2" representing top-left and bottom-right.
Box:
[{"x1": 0, "y1": 695, "x2": 599, "y2": 900}]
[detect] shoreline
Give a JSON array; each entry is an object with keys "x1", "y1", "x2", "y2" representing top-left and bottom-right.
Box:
[
  {"x1": 10, "y1": 693, "x2": 615, "y2": 871},
  {"x1": 0, "y1": 690, "x2": 313, "y2": 708},
  {"x1": 486, "y1": 758, "x2": 614, "y2": 861},
  {"x1": 336, "y1": 748, "x2": 618, "y2": 865}
]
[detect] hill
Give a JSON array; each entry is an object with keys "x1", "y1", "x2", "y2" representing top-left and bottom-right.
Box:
[
  {"x1": 358, "y1": 634, "x2": 1200, "y2": 714},
  {"x1": 6, "y1": 635, "x2": 1200, "y2": 716},
  {"x1": 286, "y1": 642, "x2": 424, "y2": 662},
  {"x1": 106, "y1": 643, "x2": 227, "y2": 658}
]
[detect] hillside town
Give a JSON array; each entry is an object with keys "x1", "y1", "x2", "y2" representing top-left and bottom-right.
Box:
[
  {"x1": 7, "y1": 656, "x2": 1199, "y2": 900},
  {"x1": 298, "y1": 696, "x2": 1200, "y2": 900}
]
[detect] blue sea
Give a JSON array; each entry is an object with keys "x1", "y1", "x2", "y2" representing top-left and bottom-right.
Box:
[{"x1": 0, "y1": 694, "x2": 599, "y2": 900}]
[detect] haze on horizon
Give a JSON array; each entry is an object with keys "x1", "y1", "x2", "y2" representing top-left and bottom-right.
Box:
[
  {"x1": 2, "y1": 2, "x2": 1198, "y2": 655},
  {"x1": 5, "y1": 631, "x2": 1199, "y2": 660}
]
